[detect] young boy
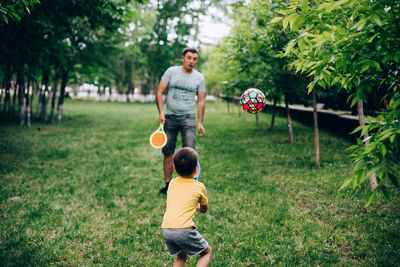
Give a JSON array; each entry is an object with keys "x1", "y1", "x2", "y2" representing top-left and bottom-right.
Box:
[{"x1": 161, "y1": 147, "x2": 212, "y2": 266}]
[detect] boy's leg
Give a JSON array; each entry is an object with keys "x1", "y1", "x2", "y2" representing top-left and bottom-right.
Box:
[
  {"x1": 174, "y1": 251, "x2": 188, "y2": 267},
  {"x1": 196, "y1": 246, "x2": 212, "y2": 267}
]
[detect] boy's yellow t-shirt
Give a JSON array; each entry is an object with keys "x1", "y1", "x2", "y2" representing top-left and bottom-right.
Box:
[{"x1": 162, "y1": 176, "x2": 208, "y2": 229}]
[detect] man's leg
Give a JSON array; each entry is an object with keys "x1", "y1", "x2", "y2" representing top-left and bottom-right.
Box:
[
  {"x1": 160, "y1": 115, "x2": 178, "y2": 195},
  {"x1": 164, "y1": 153, "x2": 174, "y2": 183},
  {"x1": 181, "y1": 114, "x2": 196, "y2": 150},
  {"x1": 159, "y1": 153, "x2": 173, "y2": 194}
]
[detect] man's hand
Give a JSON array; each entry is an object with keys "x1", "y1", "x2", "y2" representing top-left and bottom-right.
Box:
[
  {"x1": 198, "y1": 122, "x2": 205, "y2": 136},
  {"x1": 159, "y1": 113, "x2": 166, "y2": 125}
]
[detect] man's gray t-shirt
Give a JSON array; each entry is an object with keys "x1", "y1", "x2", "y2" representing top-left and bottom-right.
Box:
[{"x1": 162, "y1": 66, "x2": 205, "y2": 115}]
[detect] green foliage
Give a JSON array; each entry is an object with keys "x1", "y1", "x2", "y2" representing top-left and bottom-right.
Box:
[
  {"x1": 201, "y1": 44, "x2": 230, "y2": 95},
  {"x1": 224, "y1": 1, "x2": 278, "y2": 96},
  {"x1": 1, "y1": 100, "x2": 400, "y2": 265},
  {"x1": 73, "y1": 1, "x2": 159, "y2": 91},
  {"x1": 144, "y1": 0, "x2": 219, "y2": 88},
  {"x1": 345, "y1": 92, "x2": 400, "y2": 207},
  {"x1": 0, "y1": 0, "x2": 128, "y2": 90},
  {"x1": 273, "y1": 0, "x2": 400, "y2": 203},
  {"x1": 203, "y1": 0, "x2": 307, "y2": 102},
  {"x1": 0, "y1": 0, "x2": 40, "y2": 24},
  {"x1": 274, "y1": 0, "x2": 399, "y2": 98},
  {"x1": 0, "y1": 0, "x2": 223, "y2": 106}
]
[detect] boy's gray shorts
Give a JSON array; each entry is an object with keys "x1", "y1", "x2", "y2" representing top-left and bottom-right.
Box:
[
  {"x1": 162, "y1": 227, "x2": 209, "y2": 257},
  {"x1": 162, "y1": 114, "x2": 196, "y2": 155}
]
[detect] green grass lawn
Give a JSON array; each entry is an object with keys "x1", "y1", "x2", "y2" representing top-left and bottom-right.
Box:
[{"x1": 1, "y1": 99, "x2": 399, "y2": 266}]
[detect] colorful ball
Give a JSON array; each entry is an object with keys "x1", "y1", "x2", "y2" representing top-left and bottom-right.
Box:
[{"x1": 240, "y1": 88, "x2": 266, "y2": 114}]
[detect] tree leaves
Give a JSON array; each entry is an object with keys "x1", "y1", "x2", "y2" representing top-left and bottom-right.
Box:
[
  {"x1": 365, "y1": 190, "x2": 376, "y2": 208},
  {"x1": 1, "y1": 0, "x2": 40, "y2": 24},
  {"x1": 269, "y1": 16, "x2": 283, "y2": 24},
  {"x1": 275, "y1": 0, "x2": 400, "y2": 207}
]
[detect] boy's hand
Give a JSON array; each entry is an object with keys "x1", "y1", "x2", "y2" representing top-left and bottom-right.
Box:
[{"x1": 197, "y1": 203, "x2": 208, "y2": 213}]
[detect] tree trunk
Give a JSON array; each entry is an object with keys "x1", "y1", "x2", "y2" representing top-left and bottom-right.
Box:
[
  {"x1": 108, "y1": 86, "x2": 112, "y2": 101},
  {"x1": 0, "y1": 86, "x2": 3, "y2": 111},
  {"x1": 3, "y1": 86, "x2": 10, "y2": 114},
  {"x1": 36, "y1": 88, "x2": 42, "y2": 118},
  {"x1": 17, "y1": 68, "x2": 26, "y2": 126},
  {"x1": 117, "y1": 55, "x2": 126, "y2": 95},
  {"x1": 285, "y1": 94, "x2": 294, "y2": 144},
  {"x1": 357, "y1": 99, "x2": 378, "y2": 191},
  {"x1": 0, "y1": 78, "x2": 4, "y2": 110},
  {"x1": 313, "y1": 89, "x2": 320, "y2": 168},
  {"x1": 127, "y1": 58, "x2": 136, "y2": 103},
  {"x1": 2, "y1": 67, "x2": 11, "y2": 114},
  {"x1": 39, "y1": 67, "x2": 50, "y2": 121},
  {"x1": 270, "y1": 96, "x2": 277, "y2": 131},
  {"x1": 40, "y1": 88, "x2": 47, "y2": 121},
  {"x1": 97, "y1": 86, "x2": 102, "y2": 101},
  {"x1": 10, "y1": 82, "x2": 16, "y2": 115},
  {"x1": 57, "y1": 65, "x2": 70, "y2": 121},
  {"x1": 48, "y1": 70, "x2": 59, "y2": 124},
  {"x1": 191, "y1": 14, "x2": 200, "y2": 47},
  {"x1": 26, "y1": 78, "x2": 32, "y2": 127},
  {"x1": 30, "y1": 80, "x2": 37, "y2": 120}
]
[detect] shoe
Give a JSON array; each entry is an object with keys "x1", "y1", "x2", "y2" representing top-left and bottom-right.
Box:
[{"x1": 158, "y1": 186, "x2": 168, "y2": 195}]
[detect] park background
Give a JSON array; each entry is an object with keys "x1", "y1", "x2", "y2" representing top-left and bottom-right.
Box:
[{"x1": 1, "y1": 0, "x2": 400, "y2": 265}]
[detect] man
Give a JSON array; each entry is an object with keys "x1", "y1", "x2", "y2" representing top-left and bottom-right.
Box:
[{"x1": 156, "y1": 47, "x2": 206, "y2": 195}]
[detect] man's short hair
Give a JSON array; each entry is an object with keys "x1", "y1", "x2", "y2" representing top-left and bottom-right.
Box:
[
  {"x1": 174, "y1": 147, "x2": 198, "y2": 177},
  {"x1": 182, "y1": 47, "x2": 199, "y2": 57}
]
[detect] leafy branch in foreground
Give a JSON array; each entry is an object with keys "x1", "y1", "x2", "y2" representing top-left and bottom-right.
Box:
[
  {"x1": 271, "y1": 0, "x2": 400, "y2": 205},
  {"x1": 0, "y1": 0, "x2": 40, "y2": 24},
  {"x1": 342, "y1": 92, "x2": 400, "y2": 207}
]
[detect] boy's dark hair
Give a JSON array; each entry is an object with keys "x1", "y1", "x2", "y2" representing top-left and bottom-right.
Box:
[
  {"x1": 182, "y1": 47, "x2": 199, "y2": 57},
  {"x1": 173, "y1": 147, "x2": 198, "y2": 177}
]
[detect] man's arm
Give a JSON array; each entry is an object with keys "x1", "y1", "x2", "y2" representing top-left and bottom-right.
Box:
[
  {"x1": 156, "y1": 80, "x2": 168, "y2": 124},
  {"x1": 197, "y1": 92, "x2": 205, "y2": 136}
]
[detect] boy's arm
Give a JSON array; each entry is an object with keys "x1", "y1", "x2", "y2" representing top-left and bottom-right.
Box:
[{"x1": 197, "y1": 203, "x2": 208, "y2": 213}]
